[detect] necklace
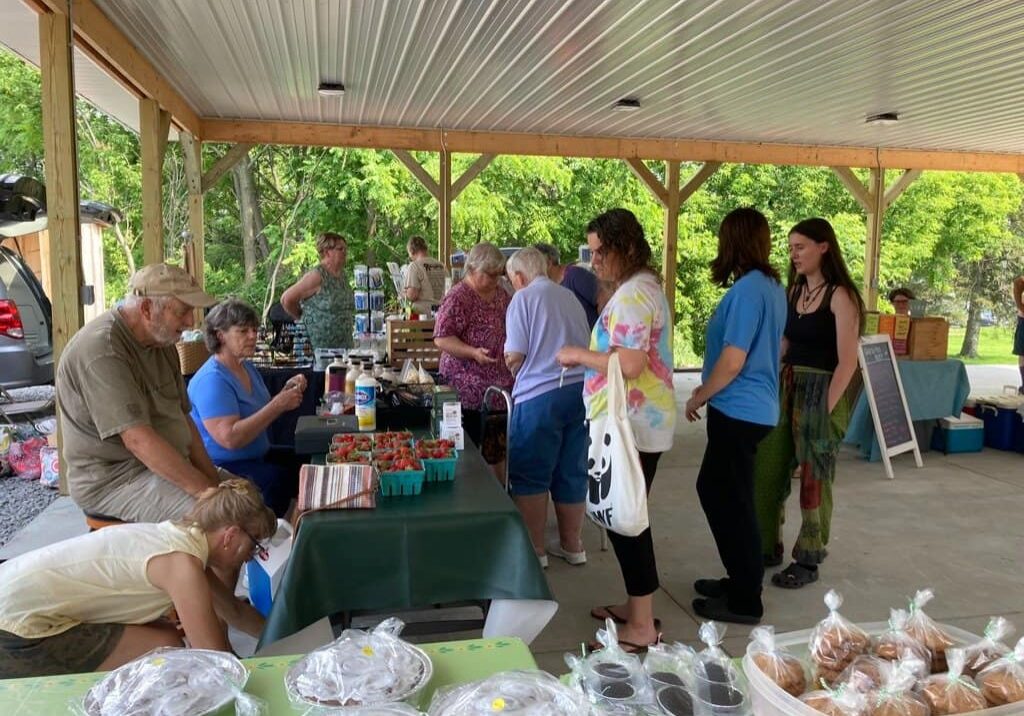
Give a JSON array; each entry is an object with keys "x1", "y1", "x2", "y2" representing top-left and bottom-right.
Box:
[{"x1": 798, "y1": 281, "x2": 827, "y2": 316}]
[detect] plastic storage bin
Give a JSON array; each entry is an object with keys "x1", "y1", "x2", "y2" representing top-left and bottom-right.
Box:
[
  {"x1": 379, "y1": 468, "x2": 425, "y2": 496},
  {"x1": 743, "y1": 621, "x2": 1018, "y2": 716},
  {"x1": 931, "y1": 414, "x2": 984, "y2": 454}
]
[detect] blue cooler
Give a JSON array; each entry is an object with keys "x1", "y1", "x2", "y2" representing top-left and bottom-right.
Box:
[
  {"x1": 977, "y1": 397, "x2": 1024, "y2": 450},
  {"x1": 931, "y1": 414, "x2": 984, "y2": 454}
]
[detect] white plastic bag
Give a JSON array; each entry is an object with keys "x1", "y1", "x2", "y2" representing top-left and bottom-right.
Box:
[{"x1": 586, "y1": 352, "x2": 648, "y2": 537}]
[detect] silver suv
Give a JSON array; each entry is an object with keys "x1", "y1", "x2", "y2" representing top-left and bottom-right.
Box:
[{"x1": 0, "y1": 244, "x2": 52, "y2": 389}]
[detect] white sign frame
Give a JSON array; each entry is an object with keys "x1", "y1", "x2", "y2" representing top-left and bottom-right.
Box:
[{"x1": 857, "y1": 334, "x2": 923, "y2": 479}]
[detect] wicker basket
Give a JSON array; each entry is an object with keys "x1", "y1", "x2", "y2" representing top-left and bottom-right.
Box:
[{"x1": 176, "y1": 340, "x2": 210, "y2": 375}]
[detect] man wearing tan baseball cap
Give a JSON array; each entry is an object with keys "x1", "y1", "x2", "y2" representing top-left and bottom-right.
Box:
[{"x1": 56, "y1": 263, "x2": 232, "y2": 524}]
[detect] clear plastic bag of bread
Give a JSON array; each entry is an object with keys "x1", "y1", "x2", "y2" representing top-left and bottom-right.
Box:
[
  {"x1": 919, "y1": 648, "x2": 988, "y2": 715},
  {"x1": 873, "y1": 608, "x2": 931, "y2": 675},
  {"x1": 799, "y1": 682, "x2": 868, "y2": 716},
  {"x1": 749, "y1": 625, "x2": 807, "y2": 697},
  {"x1": 837, "y1": 655, "x2": 892, "y2": 694},
  {"x1": 962, "y1": 616, "x2": 1014, "y2": 678},
  {"x1": 904, "y1": 588, "x2": 954, "y2": 673},
  {"x1": 976, "y1": 635, "x2": 1024, "y2": 706},
  {"x1": 864, "y1": 657, "x2": 930, "y2": 716},
  {"x1": 809, "y1": 589, "x2": 871, "y2": 686}
]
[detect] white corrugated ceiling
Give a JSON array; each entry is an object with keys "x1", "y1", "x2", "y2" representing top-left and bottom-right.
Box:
[{"x1": 8, "y1": 0, "x2": 1024, "y2": 154}]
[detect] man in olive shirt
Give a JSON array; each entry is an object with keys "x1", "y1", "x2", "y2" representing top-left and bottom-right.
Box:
[{"x1": 56, "y1": 263, "x2": 223, "y2": 522}]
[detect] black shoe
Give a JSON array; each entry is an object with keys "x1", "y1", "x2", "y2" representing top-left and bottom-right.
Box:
[
  {"x1": 692, "y1": 596, "x2": 762, "y2": 625},
  {"x1": 693, "y1": 577, "x2": 730, "y2": 598},
  {"x1": 763, "y1": 553, "x2": 783, "y2": 567}
]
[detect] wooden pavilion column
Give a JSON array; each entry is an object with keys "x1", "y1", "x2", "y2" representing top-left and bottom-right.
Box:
[
  {"x1": 393, "y1": 151, "x2": 496, "y2": 266},
  {"x1": 39, "y1": 3, "x2": 83, "y2": 495},
  {"x1": 140, "y1": 98, "x2": 170, "y2": 266},
  {"x1": 832, "y1": 167, "x2": 921, "y2": 310},
  {"x1": 625, "y1": 159, "x2": 721, "y2": 331}
]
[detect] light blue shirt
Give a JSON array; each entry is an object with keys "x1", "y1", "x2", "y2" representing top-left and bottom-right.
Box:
[
  {"x1": 505, "y1": 277, "x2": 590, "y2": 404},
  {"x1": 188, "y1": 357, "x2": 272, "y2": 462},
  {"x1": 702, "y1": 270, "x2": 787, "y2": 426}
]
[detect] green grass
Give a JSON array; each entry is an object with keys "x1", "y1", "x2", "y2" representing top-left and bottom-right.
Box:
[{"x1": 947, "y1": 325, "x2": 1017, "y2": 365}]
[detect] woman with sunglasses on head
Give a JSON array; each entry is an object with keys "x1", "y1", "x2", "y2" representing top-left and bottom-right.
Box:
[
  {"x1": 557, "y1": 208, "x2": 675, "y2": 653},
  {"x1": 281, "y1": 231, "x2": 355, "y2": 351},
  {"x1": 0, "y1": 479, "x2": 274, "y2": 677},
  {"x1": 753, "y1": 218, "x2": 865, "y2": 590}
]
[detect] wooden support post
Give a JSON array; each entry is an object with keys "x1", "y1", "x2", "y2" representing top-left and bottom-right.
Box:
[
  {"x1": 439, "y1": 150, "x2": 452, "y2": 266},
  {"x1": 179, "y1": 132, "x2": 205, "y2": 324},
  {"x1": 40, "y1": 5, "x2": 83, "y2": 496},
  {"x1": 662, "y1": 161, "x2": 681, "y2": 311},
  {"x1": 865, "y1": 167, "x2": 886, "y2": 311},
  {"x1": 140, "y1": 97, "x2": 170, "y2": 266}
]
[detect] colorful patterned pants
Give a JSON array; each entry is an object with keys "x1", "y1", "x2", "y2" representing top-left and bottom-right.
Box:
[{"x1": 753, "y1": 365, "x2": 852, "y2": 566}]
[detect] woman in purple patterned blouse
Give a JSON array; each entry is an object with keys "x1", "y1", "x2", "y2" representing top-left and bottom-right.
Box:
[{"x1": 434, "y1": 243, "x2": 514, "y2": 477}]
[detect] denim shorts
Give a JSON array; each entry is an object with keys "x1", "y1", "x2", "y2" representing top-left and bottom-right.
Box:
[
  {"x1": 507, "y1": 383, "x2": 587, "y2": 503},
  {"x1": 0, "y1": 623, "x2": 124, "y2": 678}
]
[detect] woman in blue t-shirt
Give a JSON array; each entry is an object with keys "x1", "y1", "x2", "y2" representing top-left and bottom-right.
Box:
[
  {"x1": 684, "y1": 207, "x2": 787, "y2": 625},
  {"x1": 187, "y1": 299, "x2": 307, "y2": 516}
]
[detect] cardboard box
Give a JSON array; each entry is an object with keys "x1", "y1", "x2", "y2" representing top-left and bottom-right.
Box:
[
  {"x1": 908, "y1": 316, "x2": 949, "y2": 361},
  {"x1": 877, "y1": 313, "x2": 896, "y2": 338},
  {"x1": 893, "y1": 315, "x2": 911, "y2": 355}
]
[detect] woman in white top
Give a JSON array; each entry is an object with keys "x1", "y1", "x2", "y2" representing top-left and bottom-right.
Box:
[{"x1": 0, "y1": 479, "x2": 274, "y2": 677}]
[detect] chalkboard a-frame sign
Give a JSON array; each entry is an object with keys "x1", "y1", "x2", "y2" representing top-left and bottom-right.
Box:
[{"x1": 857, "y1": 334, "x2": 923, "y2": 479}]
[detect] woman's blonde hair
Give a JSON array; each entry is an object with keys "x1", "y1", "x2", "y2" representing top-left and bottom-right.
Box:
[
  {"x1": 180, "y1": 479, "x2": 276, "y2": 540},
  {"x1": 315, "y1": 232, "x2": 347, "y2": 258}
]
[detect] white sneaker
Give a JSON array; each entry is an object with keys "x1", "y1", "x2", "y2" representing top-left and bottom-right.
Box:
[
  {"x1": 537, "y1": 553, "x2": 549, "y2": 569},
  {"x1": 547, "y1": 543, "x2": 587, "y2": 566}
]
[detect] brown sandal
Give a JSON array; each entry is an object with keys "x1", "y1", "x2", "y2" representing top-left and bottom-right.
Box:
[{"x1": 588, "y1": 633, "x2": 662, "y2": 655}]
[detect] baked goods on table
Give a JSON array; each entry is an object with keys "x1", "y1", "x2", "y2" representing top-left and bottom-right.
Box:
[
  {"x1": 427, "y1": 671, "x2": 587, "y2": 715},
  {"x1": 976, "y1": 636, "x2": 1024, "y2": 706},
  {"x1": 919, "y1": 648, "x2": 989, "y2": 714},
  {"x1": 963, "y1": 616, "x2": 1015, "y2": 679},
  {"x1": 799, "y1": 684, "x2": 867, "y2": 715},
  {"x1": 810, "y1": 590, "x2": 872, "y2": 686},
  {"x1": 749, "y1": 625, "x2": 807, "y2": 697},
  {"x1": 864, "y1": 658, "x2": 930, "y2": 716},
  {"x1": 874, "y1": 608, "x2": 931, "y2": 675},
  {"x1": 905, "y1": 589, "x2": 955, "y2": 674}
]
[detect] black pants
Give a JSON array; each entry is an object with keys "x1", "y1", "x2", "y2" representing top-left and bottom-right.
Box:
[
  {"x1": 606, "y1": 451, "x2": 661, "y2": 597},
  {"x1": 696, "y1": 406, "x2": 773, "y2": 612}
]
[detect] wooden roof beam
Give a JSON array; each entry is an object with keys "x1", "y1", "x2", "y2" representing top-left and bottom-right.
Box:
[
  {"x1": 883, "y1": 169, "x2": 922, "y2": 210},
  {"x1": 392, "y1": 150, "x2": 440, "y2": 200},
  {"x1": 625, "y1": 159, "x2": 668, "y2": 208},
  {"x1": 200, "y1": 143, "x2": 253, "y2": 194},
  {"x1": 451, "y1": 154, "x2": 495, "y2": 199}
]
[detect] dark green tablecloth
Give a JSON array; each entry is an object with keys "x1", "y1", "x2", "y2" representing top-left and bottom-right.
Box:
[{"x1": 259, "y1": 443, "x2": 551, "y2": 647}]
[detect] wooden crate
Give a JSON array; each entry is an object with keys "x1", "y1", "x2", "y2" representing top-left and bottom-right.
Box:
[
  {"x1": 387, "y1": 319, "x2": 440, "y2": 370},
  {"x1": 908, "y1": 317, "x2": 949, "y2": 361}
]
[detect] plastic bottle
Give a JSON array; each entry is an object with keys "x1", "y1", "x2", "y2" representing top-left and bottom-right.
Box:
[
  {"x1": 355, "y1": 373, "x2": 377, "y2": 432},
  {"x1": 345, "y1": 361, "x2": 361, "y2": 397},
  {"x1": 325, "y1": 357, "x2": 346, "y2": 397}
]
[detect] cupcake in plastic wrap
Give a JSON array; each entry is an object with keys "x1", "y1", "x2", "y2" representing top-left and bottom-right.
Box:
[{"x1": 428, "y1": 670, "x2": 587, "y2": 715}]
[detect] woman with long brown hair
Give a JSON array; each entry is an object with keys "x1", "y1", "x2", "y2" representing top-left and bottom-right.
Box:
[
  {"x1": 753, "y1": 217, "x2": 864, "y2": 590},
  {"x1": 687, "y1": 207, "x2": 787, "y2": 624}
]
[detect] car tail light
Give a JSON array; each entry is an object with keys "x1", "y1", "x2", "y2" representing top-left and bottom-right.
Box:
[{"x1": 0, "y1": 299, "x2": 24, "y2": 339}]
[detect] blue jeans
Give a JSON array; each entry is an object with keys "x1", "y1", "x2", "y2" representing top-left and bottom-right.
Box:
[{"x1": 508, "y1": 384, "x2": 587, "y2": 504}]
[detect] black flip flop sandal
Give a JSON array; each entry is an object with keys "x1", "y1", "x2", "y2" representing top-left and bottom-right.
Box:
[
  {"x1": 771, "y1": 562, "x2": 819, "y2": 589},
  {"x1": 590, "y1": 605, "x2": 662, "y2": 631}
]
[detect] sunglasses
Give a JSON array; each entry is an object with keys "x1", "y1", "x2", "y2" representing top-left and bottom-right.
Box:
[{"x1": 241, "y1": 527, "x2": 269, "y2": 561}]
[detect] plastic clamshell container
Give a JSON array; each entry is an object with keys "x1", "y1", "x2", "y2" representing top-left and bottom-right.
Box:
[
  {"x1": 379, "y1": 468, "x2": 425, "y2": 496},
  {"x1": 743, "y1": 621, "x2": 1022, "y2": 716}
]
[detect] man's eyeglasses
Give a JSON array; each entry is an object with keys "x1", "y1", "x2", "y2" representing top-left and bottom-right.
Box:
[{"x1": 241, "y1": 527, "x2": 269, "y2": 561}]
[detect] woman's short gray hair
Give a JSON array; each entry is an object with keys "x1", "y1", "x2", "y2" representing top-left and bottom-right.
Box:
[
  {"x1": 506, "y1": 247, "x2": 549, "y2": 283},
  {"x1": 465, "y1": 242, "x2": 505, "y2": 276},
  {"x1": 205, "y1": 298, "x2": 259, "y2": 352}
]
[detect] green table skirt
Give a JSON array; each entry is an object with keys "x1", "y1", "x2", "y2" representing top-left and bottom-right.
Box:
[
  {"x1": 260, "y1": 442, "x2": 551, "y2": 647},
  {"x1": 0, "y1": 637, "x2": 535, "y2": 714}
]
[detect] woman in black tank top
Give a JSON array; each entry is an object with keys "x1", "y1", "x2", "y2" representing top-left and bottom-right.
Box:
[{"x1": 752, "y1": 218, "x2": 865, "y2": 589}]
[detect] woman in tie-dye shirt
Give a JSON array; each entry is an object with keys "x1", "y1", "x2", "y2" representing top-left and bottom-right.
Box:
[{"x1": 556, "y1": 208, "x2": 674, "y2": 653}]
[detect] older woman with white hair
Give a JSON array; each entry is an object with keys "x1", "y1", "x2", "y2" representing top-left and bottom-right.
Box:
[
  {"x1": 434, "y1": 243, "x2": 514, "y2": 472},
  {"x1": 504, "y1": 248, "x2": 591, "y2": 568}
]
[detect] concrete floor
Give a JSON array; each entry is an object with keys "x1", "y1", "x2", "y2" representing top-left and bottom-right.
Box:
[
  {"x1": 2, "y1": 367, "x2": 1022, "y2": 676},
  {"x1": 530, "y1": 371, "x2": 1024, "y2": 673}
]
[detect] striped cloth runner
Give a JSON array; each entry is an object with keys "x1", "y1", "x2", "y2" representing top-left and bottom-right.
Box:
[{"x1": 296, "y1": 464, "x2": 377, "y2": 521}]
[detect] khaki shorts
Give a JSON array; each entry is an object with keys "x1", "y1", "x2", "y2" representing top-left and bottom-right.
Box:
[
  {"x1": 81, "y1": 469, "x2": 197, "y2": 523},
  {"x1": 0, "y1": 623, "x2": 124, "y2": 677}
]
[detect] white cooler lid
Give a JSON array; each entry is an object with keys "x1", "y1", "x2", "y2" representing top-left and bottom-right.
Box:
[{"x1": 941, "y1": 414, "x2": 983, "y2": 429}]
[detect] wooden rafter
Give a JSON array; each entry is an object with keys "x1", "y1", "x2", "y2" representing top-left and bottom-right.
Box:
[
  {"x1": 451, "y1": 154, "x2": 495, "y2": 199},
  {"x1": 393, "y1": 150, "x2": 440, "y2": 200},
  {"x1": 883, "y1": 169, "x2": 923, "y2": 210},
  {"x1": 200, "y1": 143, "x2": 254, "y2": 194},
  {"x1": 201, "y1": 119, "x2": 1024, "y2": 173},
  {"x1": 832, "y1": 167, "x2": 872, "y2": 212},
  {"x1": 625, "y1": 159, "x2": 668, "y2": 208},
  {"x1": 679, "y1": 161, "x2": 721, "y2": 203}
]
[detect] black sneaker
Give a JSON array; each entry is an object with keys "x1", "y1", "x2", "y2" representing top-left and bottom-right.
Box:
[
  {"x1": 692, "y1": 596, "x2": 762, "y2": 625},
  {"x1": 693, "y1": 577, "x2": 729, "y2": 598}
]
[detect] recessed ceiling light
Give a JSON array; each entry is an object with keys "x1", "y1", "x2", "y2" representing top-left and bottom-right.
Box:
[
  {"x1": 317, "y1": 82, "x2": 346, "y2": 97},
  {"x1": 613, "y1": 98, "x2": 641, "y2": 112},
  {"x1": 866, "y1": 112, "x2": 899, "y2": 126}
]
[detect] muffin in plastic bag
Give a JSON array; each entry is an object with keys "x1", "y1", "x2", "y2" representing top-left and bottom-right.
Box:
[
  {"x1": 919, "y1": 648, "x2": 987, "y2": 715},
  {"x1": 76, "y1": 647, "x2": 259, "y2": 716},
  {"x1": 864, "y1": 658, "x2": 929, "y2": 716},
  {"x1": 565, "y1": 618, "x2": 651, "y2": 710},
  {"x1": 976, "y1": 635, "x2": 1024, "y2": 706},
  {"x1": 810, "y1": 590, "x2": 871, "y2": 686},
  {"x1": 428, "y1": 670, "x2": 587, "y2": 715},
  {"x1": 748, "y1": 625, "x2": 807, "y2": 697},
  {"x1": 285, "y1": 618, "x2": 432, "y2": 710},
  {"x1": 873, "y1": 609, "x2": 931, "y2": 674},
  {"x1": 904, "y1": 589, "x2": 954, "y2": 673},
  {"x1": 837, "y1": 655, "x2": 891, "y2": 694},
  {"x1": 962, "y1": 616, "x2": 1014, "y2": 678},
  {"x1": 799, "y1": 682, "x2": 867, "y2": 715}
]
